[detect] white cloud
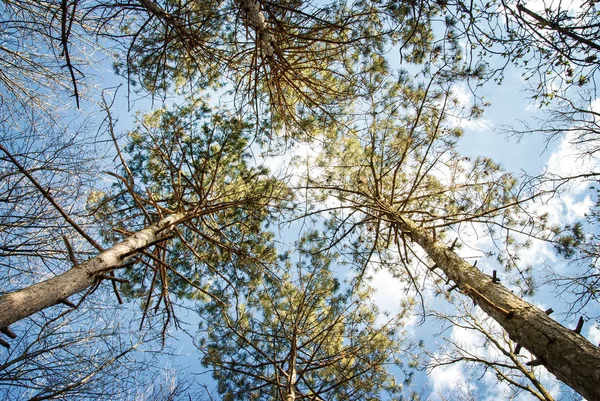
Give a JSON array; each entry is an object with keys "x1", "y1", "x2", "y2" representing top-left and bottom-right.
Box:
[
  {"x1": 461, "y1": 118, "x2": 493, "y2": 132},
  {"x1": 370, "y1": 268, "x2": 404, "y2": 314},
  {"x1": 426, "y1": 311, "x2": 484, "y2": 400},
  {"x1": 259, "y1": 140, "x2": 323, "y2": 179},
  {"x1": 479, "y1": 370, "x2": 534, "y2": 401},
  {"x1": 429, "y1": 308, "x2": 563, "y2": 401},
  {"x1": 515, "y1": 230, "x2": 557, "y2": 268},
  {"x1": 449, "y1": 84, "x2": 493, "y2": 133},
  {"x1": 587, "y1": 324, "x2": 600, "y2": 346},
  {"x1": 532, "y1": 111, "x2": 600, "y2": 227},
  {"x1": 545, "y1": 132, "x2": 598, "y2": 185},
  {"x1": 367, "y1": 262, "x2": 425, "y2": 330},
  {"x1": 428, "y1": 361, "x2": 470, "y2": 399},
  {"x1": 452, "y1": 84, "x2": 472, "y2": 107},
  {"x1": 450, "y1": 323, "x2": 481, "y2": 349},
  {"x1": 521, "y1": 0, "x2": 586, "y2": 18}
]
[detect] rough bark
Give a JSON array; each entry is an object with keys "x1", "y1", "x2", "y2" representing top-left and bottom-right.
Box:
[
  {"x1": 236, "y1": 0, "x2": 275, "y2": 57},
  {"x1": 0, "y1": 212, "x2": 185, "y2": 329},
  {"x1": 285, "y1": 339, "x2": 297, "y2": 401},
  {"x1": 393, "y1": 213, "x2": 600, "y2": 401},
  {"x1": 139, "y1": 0, "x2": 275, "y2": 57}
]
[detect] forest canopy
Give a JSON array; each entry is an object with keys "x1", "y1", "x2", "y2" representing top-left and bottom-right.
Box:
[{"x1": 0, "y1": 0, "x2": 599, "y2": 400}]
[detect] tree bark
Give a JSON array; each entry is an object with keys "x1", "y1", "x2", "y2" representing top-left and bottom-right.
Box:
[
  {"x1": 393, "y1": 213, "x2": 600, "y2": 401},
  {"x1": 0, "y1": 212, "x2": 185, "y2": 328},
  {"x1": 236, "y1": 0, "x2": 275, "y2": 57},
  {"x1": 285, "y1": 339, "x2": 297, "y2": 401}
]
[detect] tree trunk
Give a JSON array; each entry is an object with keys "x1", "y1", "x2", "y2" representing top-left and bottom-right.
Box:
[
  {"x1": 394, "y1": 214, "x2": 600, "y2": 401},
  {"x1": 236, "y1": 0, "x2": 275, "y2": 57},
  {"x1": 285, "y1": 339, "x2": 297, "y2": 401},
  {"x1": 0, "y1": 212, "x2": 185, "y2": 328}
]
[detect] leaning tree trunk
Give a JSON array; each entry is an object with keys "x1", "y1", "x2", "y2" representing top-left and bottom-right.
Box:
[
  {"x1": 392, "y1": 213, "x2": 600, "y2": 401},
  {"x1": 0, "y1": 212, "x2": 185, "y2": 329}
]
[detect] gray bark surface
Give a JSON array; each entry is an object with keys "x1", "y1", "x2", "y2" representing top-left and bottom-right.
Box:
[
  {"x1": 286, "y1": 338, "x2": 297, "y2": 401},
  {"x1": 236, "y1": 0, "x2": 275, "y2": 57},
  {"x1": 0, "y1": 213, "x2": 185, "y2": 328},
  {"x1": 395, "y1": 214, "x2": 600, "y2": 401}
]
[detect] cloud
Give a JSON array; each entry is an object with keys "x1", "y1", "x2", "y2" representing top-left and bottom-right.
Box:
[
  {"x1": 370, "y1": 268, "x2": 405, "y2": 314},
  {"x1": 545, "y1": 131, "x2": 598, "y2": 184},
  {"x1": 523, "y1": 0, "x2": 587, "y2": 14},
  {"x1": 366, "y1": 261, "x2": 425, "y2": 331},
  {"x1": 452, "y1": 84, "x2": 472, "y2": 107},
  {"x1": 587, "y1": 324, "x2": 600, "y2": 346},
  {"x1": 429, "y1": 308, "x2": 563, "y2": 401},
  {"x1": 449, "y1": 84, "x2": 493, "y2": 133},
  {"x1": 590, "y1": 98, "x2": 600, "y2": 114},
  {"x1": 428, "y1": 361, "x2": 471, "y2": 399},
  {"x1": 259, "y1": 141, "x2": 323, "y2": 179},
  {"x1": 532, "y1": 106, "x2": 600, "y2": 228}
]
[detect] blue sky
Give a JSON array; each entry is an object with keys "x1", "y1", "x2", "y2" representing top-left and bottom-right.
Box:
[
  {"x1": 66, "y1": 3, "x2": 600, "y2": 399},
  {"x1": 408, "y1": 63, "x2": 599, "y2": 400},
  {"x1": 6, "y1": 1, "x2": 600, "y2": 400},
  {"x1": 131, "y1": 70, "x2": 600, "y2": 400}
]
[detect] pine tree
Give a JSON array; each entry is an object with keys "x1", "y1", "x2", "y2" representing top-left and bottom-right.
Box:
[
  {"x1": 198, "y1": 234, "x2": 415, "y2": 400},
  {"x1": 306, "y1": 58, "x2": 600, "y2": 399},
  {"x1": 0, "y1": 99, "x2": 289, "y2": 332}
]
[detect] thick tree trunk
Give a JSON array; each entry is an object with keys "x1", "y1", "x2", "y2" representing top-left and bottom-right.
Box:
[
  {"x1": 0, "y1": 213, "x2": 185, "y2": 328},
  {"x1": 394, "y1": 214, "x2": 600, "y2": 401}
]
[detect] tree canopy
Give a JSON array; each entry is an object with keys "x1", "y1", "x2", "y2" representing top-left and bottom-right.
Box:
[
  {"x1": 198, "y1": 235, "x2": 415, "y2": 400},
  {"x1": 0, "y1": 0, "x2": 599, "y2": 400}
]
